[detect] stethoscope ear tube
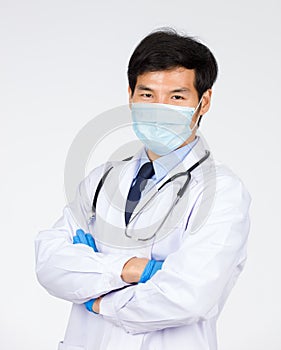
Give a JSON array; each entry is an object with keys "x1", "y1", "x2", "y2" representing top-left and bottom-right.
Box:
[{"x1": 189, "y1": 150, "x2": 210, "y2": 172}]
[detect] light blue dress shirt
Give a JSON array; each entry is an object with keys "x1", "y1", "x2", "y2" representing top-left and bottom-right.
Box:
[{"x1": 132, "y1": 137, "x2": 199, "y2": 197}]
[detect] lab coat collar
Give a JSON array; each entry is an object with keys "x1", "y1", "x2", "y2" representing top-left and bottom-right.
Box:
[
  {"x1": 130, "y1": 137, "x2": 209, "y2": 190},
  {"x1": 97, "y1": 137, "x2": 211, "y2": 231}
]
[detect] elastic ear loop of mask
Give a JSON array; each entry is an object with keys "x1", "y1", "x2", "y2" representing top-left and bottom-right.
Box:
[{"x1": 191, "y1": 95, "x2": 204, "y2": 131}]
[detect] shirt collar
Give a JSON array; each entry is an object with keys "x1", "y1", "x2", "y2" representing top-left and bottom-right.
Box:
[{"x1": 137, "y1": 137, "x2": 199, "y2": 182}]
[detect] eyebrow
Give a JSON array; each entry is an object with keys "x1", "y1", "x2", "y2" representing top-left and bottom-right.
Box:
[
  {"x1": 136, "y1": 85, "x2": 154, "y2": 92},
  {"x1": 136, "y1": 85, "x2": 191, "y2": 93},
  {"x1": 170, "y1": 88, "x2": 191, "y2": 93}
]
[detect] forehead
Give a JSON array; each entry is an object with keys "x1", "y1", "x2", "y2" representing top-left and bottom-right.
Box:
[{"x1": 136, "y1": 67, "x2": 196, "y2": 90}]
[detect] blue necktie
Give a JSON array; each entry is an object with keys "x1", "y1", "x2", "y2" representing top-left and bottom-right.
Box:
[{"x1": 125, "y1": 162, "x2": 155, "y2": 225}]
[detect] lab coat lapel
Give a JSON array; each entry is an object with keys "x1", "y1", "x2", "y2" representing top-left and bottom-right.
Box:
[
  {"x1": 98, "y1": 148, "x2": 146, "y2": 227},
  {"x1": 117, "y1": 149, "x2": 144, "y2": 202}
]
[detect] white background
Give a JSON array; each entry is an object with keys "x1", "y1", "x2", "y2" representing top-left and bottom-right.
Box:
[{"x1": 0, "y1": 0, "x2": 280, "y2": 349}]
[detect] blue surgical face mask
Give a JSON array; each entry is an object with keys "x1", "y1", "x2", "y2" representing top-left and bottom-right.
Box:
[{"x1": 131, "y1": 99, "x2": 202, "y2": 156}]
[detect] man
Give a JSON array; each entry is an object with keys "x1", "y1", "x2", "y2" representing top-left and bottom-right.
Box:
[{"x1": 35, "y1": 28, "x2": 251, "y2": 350}]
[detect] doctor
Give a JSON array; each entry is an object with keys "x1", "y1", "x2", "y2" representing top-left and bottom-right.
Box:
[{"x1": 35, "y1": 28, "x2": 251, "y2": 350}]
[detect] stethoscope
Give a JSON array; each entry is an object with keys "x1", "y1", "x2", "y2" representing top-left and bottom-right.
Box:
[{"x1": 124, "y1": 150, "x2": 210, "y2": 241}]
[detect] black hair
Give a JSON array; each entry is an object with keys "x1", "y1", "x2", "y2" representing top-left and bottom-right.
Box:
[{"x1": 127, "y1": 28, "x2": 218, "y2": 100}]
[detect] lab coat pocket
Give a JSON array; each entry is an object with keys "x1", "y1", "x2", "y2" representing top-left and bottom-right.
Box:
[{"x1": 57, "y1": 341, "x2": 85, "y2": 350}]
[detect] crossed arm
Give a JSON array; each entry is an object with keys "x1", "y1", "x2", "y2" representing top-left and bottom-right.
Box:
[
  {"x1": 91, "y1": 256, "x2": 152, "y2": 313},
  {"x1": 35, "y1": 167, "x2": 251, "y2": 334},
  {"x1": 72, "y1": 229, "x2": 163, "y2": 313}
]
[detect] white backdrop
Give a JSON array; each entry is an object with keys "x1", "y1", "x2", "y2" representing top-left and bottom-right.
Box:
[{"x1": 0, "y1": 0, "x2": 280, "y2": 349}]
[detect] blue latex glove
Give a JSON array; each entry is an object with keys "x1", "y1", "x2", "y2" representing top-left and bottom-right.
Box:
[
  {"x1": 84, "y1": 299, "x2": 98, "y2": 314},
  {"x1": 73, "y1": 229, "x2": 98, "y2": 313},
  {"x1": 73, "y1": 229, "x2": 98, "y2": 252},
  {"x1": 139, "y1": 259, "x2": 164, "y2": 283}
]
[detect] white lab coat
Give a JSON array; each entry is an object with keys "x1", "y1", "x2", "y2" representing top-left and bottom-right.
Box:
[{"x1": 35, "y1": 138, "x2": 251, "y2": 350}]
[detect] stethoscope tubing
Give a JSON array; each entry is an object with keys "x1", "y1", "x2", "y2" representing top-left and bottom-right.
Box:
[{"x1": 125, "y1": 150, "x2": 210, "y2": 241}]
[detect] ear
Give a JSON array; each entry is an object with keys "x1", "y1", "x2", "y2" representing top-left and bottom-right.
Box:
[{"x1": 200, "y1": 89, "x2": 212, "y2": 115}]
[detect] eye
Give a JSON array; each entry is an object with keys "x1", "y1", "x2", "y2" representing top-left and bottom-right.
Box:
[
  {"x1": 140, "y1": 93, "x2": 153, "y2": 98},
  {"x1": 171, "y1": 95, "x2": 184, "y2": 100}
]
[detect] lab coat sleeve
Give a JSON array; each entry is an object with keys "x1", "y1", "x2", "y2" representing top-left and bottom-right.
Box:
[
  {"x1": 99, "y1": 173, "x2": 251, "y2": 334},
  {"x1": 35, "y1": 165, "x2": 134, "y2": 304}
]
